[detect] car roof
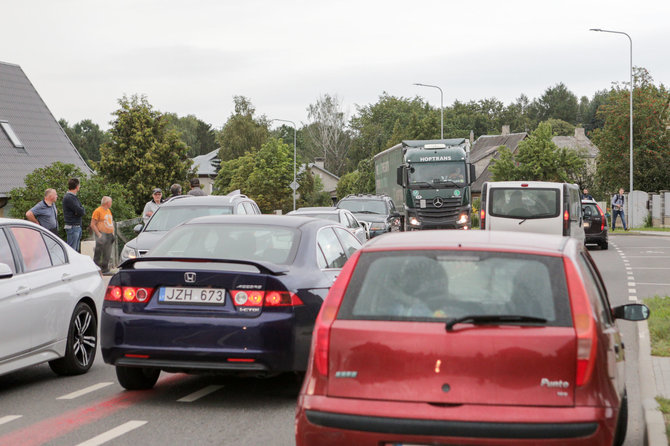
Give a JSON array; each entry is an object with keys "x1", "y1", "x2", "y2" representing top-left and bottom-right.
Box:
[
  {"x1": 0, "y1": 217, "x2": 41, "y2": 226},
  {"x1": 485, "y1": 181, "x2": 573, "y2": 188},
  {"x1": 290, "y1": 207, "x2": 340, "y2": 214},
  {"x1": 364, "y1": 230, "x2": 572, "y2": 255},
  {"x1": 160, "y1": 195, "x2": 249, "y2": 207},
  {"x1": 180, "y1": 214, "x2": 340, "y2": 229},
  {"x1": 339, "y1": 194, "x2": 390, "y2": 201}
]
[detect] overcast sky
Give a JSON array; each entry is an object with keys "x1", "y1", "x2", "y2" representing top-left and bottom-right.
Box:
[{"x1": 3, "y1": 0, "x2": 669, "y2": 131}]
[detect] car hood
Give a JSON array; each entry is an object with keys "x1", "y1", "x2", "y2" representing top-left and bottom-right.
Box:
[
  {"x1": 126, "y1": 230, "x2": 169, "y2": 252},
  {"x1": 350, "y1": 213, "x2": 387, "y2": 224}
]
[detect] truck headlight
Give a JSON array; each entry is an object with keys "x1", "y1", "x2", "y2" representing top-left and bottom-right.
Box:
[
  {"x1": 409, "y1": 217, "x2": 420, "y2": 226},
  {"x1": 457, "y1": 213, "x2": 469, "y2": 225}
]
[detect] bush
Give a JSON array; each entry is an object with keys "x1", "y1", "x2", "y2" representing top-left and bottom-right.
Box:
[{"x1": 644, "y1": 295, "x2": 670, "y2": 356}]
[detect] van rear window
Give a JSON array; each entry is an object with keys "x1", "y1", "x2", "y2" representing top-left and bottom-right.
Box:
[
  {"x1": 489, "y1": 188, "x2": 560, "y2": 219},
  {"x1": 338, "y1": 250, "x2": 572, "y2": 326}
]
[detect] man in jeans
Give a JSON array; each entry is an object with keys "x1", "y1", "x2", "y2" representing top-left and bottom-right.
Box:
[
  {"x1": 91, "y1": 196, "x2": 114, "y2": 273},
  {"x1": 63, "y1": 178, "x2": 85, "y2": 251},
  {"x1": 611, "y1": 188, "x2": 628, "y2": 230}
]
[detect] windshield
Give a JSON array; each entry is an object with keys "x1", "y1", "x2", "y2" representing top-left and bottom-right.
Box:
[
  {"x1": 337, "y1": 250, "x2": 572, "y2": 325},
  {"x1": 409, "y1": 162, "x2": 466, "y2": 185},
  {"x1": 150, "y1": 224, "x2": 300, "y2": 265},
  {"x1": 144, "y1": 206, "x2": 234, "y2": 231},
  {"x1": 338, "y1": 200, "x2": 387, "y2": 214}
]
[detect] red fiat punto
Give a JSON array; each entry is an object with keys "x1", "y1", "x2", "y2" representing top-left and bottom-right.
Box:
[{"x1": 296, "y1": 230, "x2": 649, "y2": 446}]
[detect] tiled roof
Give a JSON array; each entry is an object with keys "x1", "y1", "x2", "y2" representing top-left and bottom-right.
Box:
[
  {"x1": 192, "y1": 149, "x2": 220, "y2": 176},
  {"x1": 470, "y1": 132, "x2": 528, "y2": 193},
  {"x1": 0, "y1": 61, "x2": 91, "y2": 197}
]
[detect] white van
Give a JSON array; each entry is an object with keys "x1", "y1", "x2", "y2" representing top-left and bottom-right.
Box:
[{"x1": 479, "y1": 181, "x2": 584, "y2": 242}]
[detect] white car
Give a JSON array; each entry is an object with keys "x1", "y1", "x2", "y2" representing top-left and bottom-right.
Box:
[{"x1": 0, "y1": 218, "x2": 105, "y2": 377}]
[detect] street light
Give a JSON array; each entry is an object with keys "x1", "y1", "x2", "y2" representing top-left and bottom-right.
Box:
[
  {"x1": 271, "y1": 118, "x2": 297, "y2": 211},
  {"x1": 413, "y1": 83, "x2": 444, "y2": 139},
  {"x1": 590, "y1": 28, "x2": 633, "y2": 196}
]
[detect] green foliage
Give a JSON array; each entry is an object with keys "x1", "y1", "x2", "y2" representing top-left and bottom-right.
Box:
[
  {"x1": 528, "y1": 83, "x2": 579, "y2": 124},
  {"x1": 8, "y1": 162, "x2": 136, "y2": 239},
  {"x1": 96, "y1": 95, "x2": 193, "y2": 214},
  {"x1": 217, "y1": 96, "x2": 269, "y2": 161},
  {"x1": 471, "y1": 197, "x2": 481, "y2": 227},
  {"x1": 644, "y1": 295, "x2": 670, "y2": 356},
  {"x1": 592, "y1": 68, "x2": 670, "y2": 194},
  {"x1": 542, "y1": 118, "x2": 575, "y2": 136},
  {"x1": 335, "y1": 159, "x2": 375, "y2": 200},
  {"x1": 297, "y1": 171, "x2": 332, "y2": 208},
  {"x1": 214, "y1": 138, "x2": 293, "y2": 213},
  {"x1": 59, "y1": 118, "x2": 110, "y2": 165},
  {"x1": 164, "y1": 113, "x2": 218, "y2": 157},
  {"x1": 490, "y1": 122, "x2": 586, "y2": 182}
]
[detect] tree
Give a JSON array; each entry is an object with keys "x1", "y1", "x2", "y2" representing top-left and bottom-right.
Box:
[
  {"x1": 59, "y1": 119, "x2": 110, "y2": 165},
  {"x1": 528, "y1": 83, "x2": 579, "y2": 124},
  {"x1": 164, "y1": 113, "x2": 218, "y2": 157},
  {"x1": 96, "y1": 95, "x2": 193, "y2": 213},
  {"x1": 489, "y1": 122, "x2": 586, "y2": 182},
  {"x1": 542, "y1": 118, "x2": 575, "y2": 136},
  {"x1": 591, "y1": 68, "x2": 670, "y2": 194},
  {"x1": 297, "y1": 171, "x2": 332, "y2": 208},
  {"x1": 335, "y1": 159, "x2": 375, "y2": 199},
  {"x1": 217, "y1": 96, "x2": 269, "y2": 161},
  {"x1": 214, "y1": 138, "x2": 293, "y2": 213},
  {"x1": 304, "y1": 94, "x2": 351, "y2": 176},
  {"x1": 8, "y1": 162, "x2": 136, "y2": 239}
]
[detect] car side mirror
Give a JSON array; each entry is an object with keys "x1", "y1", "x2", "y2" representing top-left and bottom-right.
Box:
[
  {"x1": 396, "y1": 166, "x2": 405, "y2": 187},
  {"x1": 133, "y1": 223, "x2": 144, "y2": 234},
  {"x1": 469, "y1": 164, "x2": 476, "y2": 184},
  {"x1": 0, "y1": 262, "x2": 13, "y2": 279},
  {"x1": 612, "y1": 303, "x2": 650, "y2": 321}
]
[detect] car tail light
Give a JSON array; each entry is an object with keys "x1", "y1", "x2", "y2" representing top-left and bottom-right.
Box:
[
  {"x1": 480, "y1": 209, "x2": 486, "y2": 229},
  {"x1": 105, "y1": 286, "x2": 154, "y2": 303},
  {"x1": 314, "y1": 251, "x2": 361, "y2": 377},
  {"x1": 597, "y1": 205, "x2": 605, "y2": 231},
  {"x1": 230, "y1": 290, "x2": 303, "y2": 307},
  {"x1": 563, "y1": 206, "x2": 570, "y2": 236},
  {"x1": 564, "y1": 259, "x2": 598, "y2": 386}
]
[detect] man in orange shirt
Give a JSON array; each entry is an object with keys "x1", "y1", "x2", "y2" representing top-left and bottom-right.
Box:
[{"x1": 90, "y1": 196, "x2": 115, "y2": 273}]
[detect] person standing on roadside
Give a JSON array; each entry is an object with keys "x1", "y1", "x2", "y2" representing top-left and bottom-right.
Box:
[
  {"x1": 62, "y1": 178, "x2": 85, "y2": 251},
  {"x1": 169, "y1": 183, "x2": 182, "y2": 198},
  {"x1": 26, "y1": 188, "x2": 59, "y2": 235},
  {"x1": 187, "y1": 178, "x2": 206, "y2": 196},
  {"x1": 611, "y1": 188, "x2": 628, "y2": 231},
  {"x1": 91, "y1": 196, "x2": 114, "y2": 273},
  {"x1": 143, "y1": 188, "x2": 163, "y2": 223}
]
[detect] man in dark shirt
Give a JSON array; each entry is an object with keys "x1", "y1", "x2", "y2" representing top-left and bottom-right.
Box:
[
  {"x1": 63, "y1": 178, "x2": 85, "y2": 251},
  {"x1": 26, "y1": 188, "x2": 59, "y2": 234},
  {"x1": 187, "y1": 178, "x2": 206, "y2": 196}
]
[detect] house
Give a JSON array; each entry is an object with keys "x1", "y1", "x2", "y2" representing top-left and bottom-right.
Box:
[
  {"x1": 305, "y1": 157, "x2": 339, "y2": 202},
  {"x1": 470, "y1": 125, "x2": 528, "y2": 199},
  {"x1": 0, "y1": 61, "x2": 91, "y2": 217},
  {"x1": 191, "y1": 149, "x2": 220, "y2": 194},
  {"x1": 552, "y1": 128, "x2": 599, "y2": 174}
]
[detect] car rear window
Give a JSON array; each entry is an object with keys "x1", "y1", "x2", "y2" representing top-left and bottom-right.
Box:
[
  {"x1": 149, "y1": 223, "x2": 300, "y2": 265},
  {"x1": 144, "y1": 206, "x2": 234, "y2": 231},
  {"x1": 489, "y1": 188, "x2": 560, "y2": 219},
  {"x1": 337, "y1": 250, "x2": 572, "y2": 326},
  {"x1": 338, "y1": 200, "x2": 387, "y2": 215}
]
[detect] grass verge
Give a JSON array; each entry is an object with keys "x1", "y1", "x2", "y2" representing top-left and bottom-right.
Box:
[
  {"x1": 656, "y1": 397, "x2": 670, "y2": 436},
  {"x1": 644, "y1": 295, "x2": 670, "y2": 357}
]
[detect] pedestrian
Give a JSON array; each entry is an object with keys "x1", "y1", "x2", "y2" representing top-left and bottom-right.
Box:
[
  {"x1": 169, "y1": 183, "x2": 182, "y2": 198},
  {"x1": 26, "y1": 188, "x2": 59, "y2": 235},
  {"x1": 611, "y1": 188, "x2": 628, "y2": 231},
  {"x1": 187, "y1": 178, "x2": 206, "y2": 196},
  {"x1": 62, "y1": 178, "x2": 85, "y2": 251},
  {"x1": 143, "y1": 188, "x2": 163, "y2": 223},
  {"x1": 91, "y1": 196, "x2": 114, "y2": 273},
  {"x1": 582, "y1": 188, "x2": 594, "y2": 200}
]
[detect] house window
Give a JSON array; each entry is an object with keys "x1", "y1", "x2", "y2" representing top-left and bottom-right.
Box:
[{"x1": 1, "y1": 121, "x2": 25, "y2": 151}]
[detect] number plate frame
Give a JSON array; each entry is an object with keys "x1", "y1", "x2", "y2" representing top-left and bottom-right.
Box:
[{"x1": 158, "y1": 287, "x2": 226, "y2": 305}]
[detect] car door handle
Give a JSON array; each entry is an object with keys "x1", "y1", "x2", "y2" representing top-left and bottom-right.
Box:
[
  {"x1": 614, "y1": 344, "x2": 622, "y2": 354},
  {"x1": 332, "y1": 275, "x2": 338, "y2": 283},
  {"x1": 61, "y1": 273, "x2": 72, "y2": 281},
  {"x1": 16, "y1": 286, "x2": 30, "y2": 295}
]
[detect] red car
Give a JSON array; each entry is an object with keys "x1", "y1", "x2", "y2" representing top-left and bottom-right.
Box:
[{"x1": 296, "y1": 230, "x2": 649, "y2": 446}]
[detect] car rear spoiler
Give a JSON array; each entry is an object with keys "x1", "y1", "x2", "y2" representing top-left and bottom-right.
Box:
[{"x1": 118, "y1": 257, "x2": 290, "y2": 275}]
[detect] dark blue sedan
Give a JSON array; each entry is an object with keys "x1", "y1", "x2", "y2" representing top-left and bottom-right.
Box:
[{"x1": 101, "y1": 215, "x2": 362, "y2": 389}]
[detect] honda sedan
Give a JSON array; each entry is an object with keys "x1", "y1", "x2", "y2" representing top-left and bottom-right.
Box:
[{"x1": 101, "y1": 215, "x2": 362, "y2": 390}]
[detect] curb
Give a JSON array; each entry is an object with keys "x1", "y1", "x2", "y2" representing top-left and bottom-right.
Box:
[{"x1": 638, "y1": 319, "x2": 668, "y2": 445}]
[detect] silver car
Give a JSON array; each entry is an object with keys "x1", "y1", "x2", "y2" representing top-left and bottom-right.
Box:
[
  {"x1": 0, "y1": 218, "x2": 105, "y2": 377},
  {"x1": 287, "y1": 207, "x2": 368, "y2": 244}
]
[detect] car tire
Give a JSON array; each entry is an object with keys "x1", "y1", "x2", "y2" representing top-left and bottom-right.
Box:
[
  {"x1": 48, "y1": 302, "x2": 97, "y2": 376},
  {"x1": 116, "y1": 366, "x2": 161, "y2": 390},
  {"x1": 601, "y1": 240, "x2": 609, "y2": 250},
  {"x1": 613, "y1": 392, "x2": 628, "y2": 446}
]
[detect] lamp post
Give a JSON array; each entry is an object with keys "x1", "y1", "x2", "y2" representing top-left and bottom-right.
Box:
[
  {"x1": 271, "y1": 118, "x2": 297, "y2": 211},
  {"x1": 413, "y1": 83, "x2": 444, "y2": 139},
  {"x1": 590, "y1": 28, "x2": 633, "y2": 196}
]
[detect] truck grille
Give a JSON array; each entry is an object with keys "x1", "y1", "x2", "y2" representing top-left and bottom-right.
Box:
[{"x1": 417, "y1": 198, "x2": 463, "y2": 222}]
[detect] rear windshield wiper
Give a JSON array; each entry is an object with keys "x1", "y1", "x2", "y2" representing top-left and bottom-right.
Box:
[{"x1": 445, "y1": 315, "x2": 547, "y2": 331}]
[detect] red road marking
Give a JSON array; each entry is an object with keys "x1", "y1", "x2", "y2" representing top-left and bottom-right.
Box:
[{"x1": 0, "y1": 374, "x2": 185, "y2": 446}]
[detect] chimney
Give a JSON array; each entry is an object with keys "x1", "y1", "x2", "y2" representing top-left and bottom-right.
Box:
[
  {"x1": 314, "y1": 157, "x2": 325, "y2": 169},
  {"x1": 574, "y1": 128, "x2": 586, "y2": 139},
  {"x1": 501, "y1": 125, "x2": 510, "y2": 136},
  {"x1": 469, "y1": 130, "x2": 474, "y2": 144}
]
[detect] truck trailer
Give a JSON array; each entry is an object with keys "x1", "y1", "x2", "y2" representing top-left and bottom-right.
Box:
[{"x1": 373, "y1": 139, "x2": 476, "y2": 230}]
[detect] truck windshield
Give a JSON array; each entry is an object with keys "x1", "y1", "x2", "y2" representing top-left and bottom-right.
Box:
[{"x1": 409, "y1": 162, "x2": 466, "y2": 186}]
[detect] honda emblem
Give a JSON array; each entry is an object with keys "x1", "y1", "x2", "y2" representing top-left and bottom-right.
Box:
[{"x1": 184, "y1": 272, "x2": 196, "y2": 283}]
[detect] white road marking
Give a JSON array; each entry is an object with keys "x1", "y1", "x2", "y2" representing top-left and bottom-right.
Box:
[
  {"x1": 635, "y1": 282, "x2": 670, "y2": 286},
  {"x1": 627, "y1": 282, "x2": 636, "y2": 286},
  {"x1": 76, "y1": 420, "x2": 147, "y2": 446},
  {"x1": 629, "y1": 295, "x2": 638, "y2": 301},
  {"x1": 57, "y1": 382, "x2": 114, "y2": 400},
  {"x1": 626, "y1": 267, "x2": 632, "y2": 270},
  {"x1": 177, "y1": 385, "x2": 224, "y2": 403},
  {"x1": 0, "y1": 415, "x2": 22, "y2": 425},
  {"x1": 630, "y1": 267, "x2": 670, "y2": 270},
  {"x1": 628, "y1": 288, "x2": 636, "y2": 294},
  {"x1": 627, "y1": 256, "x2": 670, "y2": 258}
]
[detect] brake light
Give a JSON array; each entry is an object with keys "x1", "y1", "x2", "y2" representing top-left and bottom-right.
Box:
[
  {"x1": 314, "y1": 251, "x2": 361, "y2": 377},
  {"x1": 105, "y1": 286, "x2": 154, "y2": 303},
  {"x1": 480, "y1": 209, "x2": 486, "y2": 229},
  {"x1": 564, "y1": 259, "x2": 598, "y2": 386},
  {"x1": 563, "y1": 206, "x2": 570, "y2": 236},
  {"x1": 597, "y1": 206, "x2": 605, "y2": 231},
  {"x1": 230, "y1": 290, "x2": 303, "y2": 307}
]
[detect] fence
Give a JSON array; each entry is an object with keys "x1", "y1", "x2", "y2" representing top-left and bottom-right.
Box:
[{"x1": 605, "y1": 190, "x2": 670, "y2": 229}]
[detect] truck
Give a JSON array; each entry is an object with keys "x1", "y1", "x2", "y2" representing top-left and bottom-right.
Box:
[{"x1": 373, "y1": 138, "x2": 476, "y2": 230}]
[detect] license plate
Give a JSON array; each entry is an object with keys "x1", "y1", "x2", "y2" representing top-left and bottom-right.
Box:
[
  {"x1": 158, "y1": 287, "x2": 226, "y2": 305},
  {"x1": 584, "y1": 221, "x2": 590, "y2": 228}
]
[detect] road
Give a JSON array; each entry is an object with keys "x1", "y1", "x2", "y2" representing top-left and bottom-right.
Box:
[{"x1": 0, "y1": 233, "x2": 668, "y2": 445}]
